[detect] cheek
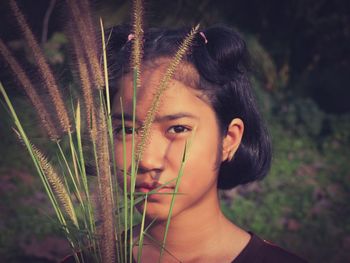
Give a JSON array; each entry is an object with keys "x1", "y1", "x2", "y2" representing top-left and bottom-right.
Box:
[
  {"x1": 114, "y1": 140, "x2": 133, "y2": 169},
  {"x1": 179, "y1": 131, "x2": 221, "y2": 190},
  {"x1": 114, "y1": 144, "x2": 132, "y2": 188}
]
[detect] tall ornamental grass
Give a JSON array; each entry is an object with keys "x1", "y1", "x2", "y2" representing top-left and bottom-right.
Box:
[{"x1": 0, "y1": 0, "x2": 199, "y2": 262}]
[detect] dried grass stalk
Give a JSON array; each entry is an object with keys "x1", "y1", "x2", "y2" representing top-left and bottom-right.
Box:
[
  {"x1": 0, "y1": 39, "x2": 59, "y2": 140},
  {"x1": 31, "y1": 144, "x2": 78, "y2": 227},
  {"x1": 9, "y1": 0, "x2": 71, "y2": 133},
  {"x1": 66, "y1": 0, "x2": 104, "y2": 89},
  {"x1": 136, "y1": 25, "x2": 200, "y2": 160},
  {"x1": 131, "y1": 0, "x2": 144, "y2": 88},
  {"x1": 77, "y1": 0, "x2": 96, "y2": 45},
  {"x1": 71, "y1": 34, "x2": 97, "y2": 141},
  {"x1": 96, "y1": 105, "x2": 116, "y2": 263}
]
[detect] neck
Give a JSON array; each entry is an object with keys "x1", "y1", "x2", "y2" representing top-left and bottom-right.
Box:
[
  {"x1": 133, "y1": 186, "x2": 250, "y2": 262},
  {"x1": 144, "y1": 188, "x2": 231, "y2": 256},
  {"x1": 149, "y1": 192, "x2": 223, "y2": 241}
]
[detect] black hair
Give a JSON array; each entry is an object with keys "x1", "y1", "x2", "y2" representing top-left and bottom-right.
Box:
[{"x1": 108, "y1": 25, "x2": 272, "y2": 189}]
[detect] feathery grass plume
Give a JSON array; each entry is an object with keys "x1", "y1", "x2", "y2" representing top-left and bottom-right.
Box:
[
  {"x1": 9, "y1": 0, "x2": 71, "y2": 133},
  {"x1": 95, "y1": 104, "x2": 117, "y2": 263},
  {"x1": 131, "y1": 0, "x2": 144, "y2": 89},
  {"x1": 136, "y1": 24, "x2": 200, "y2": 161},
  {"x1": 77, "y1": 0, "x2": 97, "y2": 47},
  {"x1": 33, "y1": 147, "x2": 78, "y2": 228},
  {"x1": 66, "y1": 0, "x2": 104, "y2": 89},
  {"x1": 1, "y1": 83, "x2": 79, "y2": 257},
  {"x1": 23, "y1": 138, "x2": 79, "y2": 227},
  {"x1": 71, "y1": 33, "x2": 98, "y2": 141},
  {"x1": 0, "y1": 39, "x2": 59, "y2": 140}
]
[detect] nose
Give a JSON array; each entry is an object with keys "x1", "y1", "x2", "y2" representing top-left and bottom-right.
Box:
[{"x1": 137, "y1": 131, "x2": 167, "y2": 177}]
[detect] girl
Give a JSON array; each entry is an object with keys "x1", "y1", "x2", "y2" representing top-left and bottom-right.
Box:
[{"x1": 108, "y1": 25, "x2": 308, "y2": 263}]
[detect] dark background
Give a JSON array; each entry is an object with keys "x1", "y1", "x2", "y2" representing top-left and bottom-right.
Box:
[
  {"x1": 0, "y1": 0, "x2": 349, "y2": 262},
  {"x1": 1, "y1": 0, "x2": 349, "y2": 114}
]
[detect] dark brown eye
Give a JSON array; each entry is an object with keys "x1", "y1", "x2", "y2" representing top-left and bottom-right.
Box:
[
  {"x1": 114, "y1": 126, "x2": 133, "y2": 136},
  {"x1": 167, "y1": 125, "x2": 190, "y2": 134}
]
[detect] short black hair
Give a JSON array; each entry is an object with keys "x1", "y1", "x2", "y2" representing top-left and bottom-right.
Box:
[{"x1": 108, "y1": 25, "x2": 272, "y2": 189}]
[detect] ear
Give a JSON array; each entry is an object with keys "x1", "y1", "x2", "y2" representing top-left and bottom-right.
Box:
[{"x1": 221, "y1": 118, "x2": 244, "y2": 162}]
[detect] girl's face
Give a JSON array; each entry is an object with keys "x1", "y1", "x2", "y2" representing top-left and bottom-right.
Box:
[{"x1": 112, "y1": 64, "x2": 225, "y2": 220}]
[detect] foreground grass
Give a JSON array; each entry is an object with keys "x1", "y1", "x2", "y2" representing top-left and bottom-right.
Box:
[{"x1": 0, "y1": 98, "x2": 70, "y2": 262}]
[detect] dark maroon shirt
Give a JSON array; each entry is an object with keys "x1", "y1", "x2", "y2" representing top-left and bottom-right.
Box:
[
  {"x1": 61, "y1": 232, "x2": 308, "y2": 263},
  {"x1": 232, "y1": 232, "x2": 308, "y2": 263}
]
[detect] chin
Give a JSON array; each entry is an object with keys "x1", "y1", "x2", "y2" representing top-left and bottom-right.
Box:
[{"x1": 137, "y1": 200, "x2": 178, "y2": 222}]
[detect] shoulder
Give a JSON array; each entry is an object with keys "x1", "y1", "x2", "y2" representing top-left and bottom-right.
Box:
[{"x1": 233, "y1": 232, "x2": 308, "y2": 263}]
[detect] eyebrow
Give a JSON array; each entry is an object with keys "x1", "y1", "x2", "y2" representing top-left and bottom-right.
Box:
[{"x1": 111, "y1": 112, "x2": 199, "y2": 123}]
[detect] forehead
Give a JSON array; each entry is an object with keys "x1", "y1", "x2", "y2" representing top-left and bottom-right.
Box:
[
  {"x1": 147, "y1": 57, "x2": 200, "y2": 89},
  {"x1": 112, "y1": 61, "x2": 211, "y2": 119},
  {"x1": 116, "y1": 58, "x2": 201, "y2": 96}
]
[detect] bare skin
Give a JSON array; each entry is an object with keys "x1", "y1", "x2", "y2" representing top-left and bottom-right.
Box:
[
  {"x1": 133, "y1": 196, "x2": 250, "y2": 263},
  {"x1": 112, "y1": 62, "x2": 250, "y2": 262}
]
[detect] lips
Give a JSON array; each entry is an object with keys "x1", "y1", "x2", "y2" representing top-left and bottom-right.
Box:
[{"x1": 135, "y1": 181, "x2": 174, "y2": 194}]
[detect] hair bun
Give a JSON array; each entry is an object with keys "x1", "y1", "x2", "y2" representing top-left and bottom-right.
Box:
[
  {"x1": 197, "y1": 26, "x2": 250, "y2": 83},
  {"x1": 107, "y1": 24, "x2": 132, "y2": 52}
]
